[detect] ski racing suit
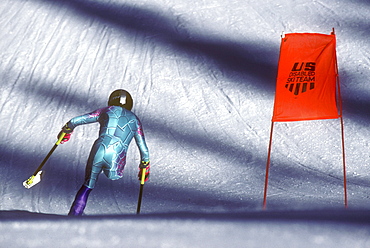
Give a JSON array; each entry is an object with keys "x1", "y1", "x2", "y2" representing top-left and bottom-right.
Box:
[{"x1": 65, "y1": 105, "x2": 150, "y2": 189}]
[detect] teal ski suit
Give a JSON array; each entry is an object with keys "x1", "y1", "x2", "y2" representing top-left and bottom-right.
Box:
[{"x1": 65, "y1": 105, "x2": 150, "y2": 189}]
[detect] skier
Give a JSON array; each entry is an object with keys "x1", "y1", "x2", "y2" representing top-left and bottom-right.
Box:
[{"x1": 58, "y1": 89, "x2": 150, "y2": 216}]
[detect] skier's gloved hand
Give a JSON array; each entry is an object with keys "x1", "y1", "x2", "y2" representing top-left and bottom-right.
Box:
[
  {"x1": 58, "y1": 124, "x2": 73, "y2": 144},
  {"x1": 138, "y1": 161, "x2": 150, "y2": 182},
  {"x1": 59, "y1": 132, "x2": 72, "y2": 144}
]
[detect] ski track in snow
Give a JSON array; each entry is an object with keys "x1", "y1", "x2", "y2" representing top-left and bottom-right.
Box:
[{"x1": 0, "y1": 0, "x2": 370, "y2": 246}]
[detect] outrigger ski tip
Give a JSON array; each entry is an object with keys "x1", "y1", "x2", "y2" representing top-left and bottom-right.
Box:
[{"x1": 23, "y1": 171, "x2": 43, "y2": 189}]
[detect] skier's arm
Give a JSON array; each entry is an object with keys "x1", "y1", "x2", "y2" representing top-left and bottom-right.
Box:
[
  {"x1": 58, "y1": 108, "x2": 102, "y2": 143},
  {"x1": 134, "y1": 119, "x2": 150, "y2": 163},
  {"x1": 134, "y1": 118, "x2": 150, "y2": 181},
  {"x1": 65, "y1": 108, "x2": 103, "y2": 130}
]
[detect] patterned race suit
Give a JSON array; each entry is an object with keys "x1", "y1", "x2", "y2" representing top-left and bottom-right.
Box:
[{"x1": 65, "y1": 105, "x2": 150, "y2": 189}]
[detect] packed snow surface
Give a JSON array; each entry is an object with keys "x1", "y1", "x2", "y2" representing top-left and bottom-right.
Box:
[{"x1": 0, "y1": 0, "x2": 369, "y2": 247}]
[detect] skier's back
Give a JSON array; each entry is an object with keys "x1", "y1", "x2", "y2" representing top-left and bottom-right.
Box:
[{"x1": 60, "y1": 89, "x2": 150, "y2": 216}]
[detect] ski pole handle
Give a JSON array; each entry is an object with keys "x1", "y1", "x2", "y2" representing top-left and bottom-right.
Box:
[
  {"x1": 56, "y1": 132, "x2": 66, "y2": 145},
  {"x1": 140, "y1": 168, "x2": 147, "y2": 185}
]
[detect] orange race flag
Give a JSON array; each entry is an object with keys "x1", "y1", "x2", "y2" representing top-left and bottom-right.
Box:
[
  {"x1": 263, "y1": 30, "x2": 347, "y2": 209},
  {"x1": 272, "y1": 32, "x2": 339, "y2": 122}
]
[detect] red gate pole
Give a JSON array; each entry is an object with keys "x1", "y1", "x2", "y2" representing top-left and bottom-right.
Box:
[
  {"x1": 263, "y1": 122, "x2": 275, "y2": 209},
  {"x1": 336, "y1": 66, "x2": 348, "y2": 208},
  {"x1": 340, "y1": 116, "x2": 348, "y2": 208},
  {"x1": 333, "y1": 27, "x2": 347, "y2": 208}
]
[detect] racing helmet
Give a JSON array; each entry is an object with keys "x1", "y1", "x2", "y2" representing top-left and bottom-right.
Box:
[{"x1": 108, "y1": 89, "x2": 133, "y2": 111}]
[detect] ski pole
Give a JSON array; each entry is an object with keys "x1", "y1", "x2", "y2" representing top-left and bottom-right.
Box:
[
  {"x1": 23, "y1": 132, "x2": 66, "y2": 189},
  {"x1": 136, "y1": 167, "x2": 147, "y2": 214}
]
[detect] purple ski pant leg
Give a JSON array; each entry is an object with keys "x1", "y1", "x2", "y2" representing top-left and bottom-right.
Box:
[{"x1": 68, "y1": 185, "x2": 92, "y2": 216}]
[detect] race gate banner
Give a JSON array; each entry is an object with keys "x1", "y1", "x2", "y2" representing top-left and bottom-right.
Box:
[{"x1": 272, "y1": 33, "x2": 340, "y2": 122}]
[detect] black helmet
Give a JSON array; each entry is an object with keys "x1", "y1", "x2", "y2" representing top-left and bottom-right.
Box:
[{"x1": 108, "y1": 89, "x2": 133, "y2": 110}]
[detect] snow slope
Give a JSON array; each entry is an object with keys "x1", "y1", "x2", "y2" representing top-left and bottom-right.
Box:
[{"x1": 0, "y1": 0, "x2": 369, "y2": 247}]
